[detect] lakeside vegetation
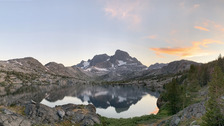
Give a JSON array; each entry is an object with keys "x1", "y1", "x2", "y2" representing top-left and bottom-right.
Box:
[{"x1": 96, "y1": 112, "x2": 169, "y2": 126}]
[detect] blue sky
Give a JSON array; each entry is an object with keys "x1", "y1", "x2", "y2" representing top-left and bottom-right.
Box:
[{"x1": 1, "y1": 0, "x2": 224, "y2": 66}]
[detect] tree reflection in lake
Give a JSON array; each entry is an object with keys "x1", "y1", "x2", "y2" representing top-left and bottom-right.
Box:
[{"x1": 41, "y1": 84, "x2": 159, "y2": 118}]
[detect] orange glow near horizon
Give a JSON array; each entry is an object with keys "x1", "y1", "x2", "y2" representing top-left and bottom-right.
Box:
[
  {"x1": 194, "y1": 26, "x2": 209, "y2": 31},
  {"x1": 150, "y1": 39, "x2": 224, "y2": 58}
]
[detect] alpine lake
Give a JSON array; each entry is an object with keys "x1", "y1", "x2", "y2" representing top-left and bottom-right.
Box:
[{"x1": 40, "y1": 84, "x2": 159, "y2": 118}]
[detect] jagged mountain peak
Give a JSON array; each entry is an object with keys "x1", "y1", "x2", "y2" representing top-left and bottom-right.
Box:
[
  {"x1": 90, "y1": 54, "x2": 110, "y2": 66},
  {"x1": 75, "y1": 50, "x2": 147, "y2": 80},
  {"x1": 114, "y1": 50, "x2": 130, "y2": 58},
  {"x1": 110, "y1": 50, "x2": 132, "y2": 64},
  {"x1": 76, "y1": 60, "x2": 88, "y2": 68},
  {"x1": 44, "y1": 61, "x2": 87, "y2": 78},
  {"x1": 76, "y1": 50, "x2": 144, "y2": 70}
]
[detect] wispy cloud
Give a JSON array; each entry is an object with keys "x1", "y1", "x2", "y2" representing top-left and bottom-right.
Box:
[
  {"x1": 102, "y1": 0, "x2": 149, "y2": 26},
  {"x1": 194, "y1": 26, "x2": 209, "y2": 31},
  {"x1": 213, "y1": 23, "x2": 224, "y2": 32},
  {"x1": 198, "y1": 20, "x2": 224, "y2": 32},
  {"x1": 150, "y1": 39, "x2": 224, "y2": 58},
  {"x1": 144, "y1": 35, "x2": 158, "y2": 39}
]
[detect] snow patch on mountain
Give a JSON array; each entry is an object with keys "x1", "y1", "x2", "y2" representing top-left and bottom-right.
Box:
[
  {"x1": 82, "y1": 61, "x2": 90, "y2": 69},
  {"x1": 117, "y1": 60, "x2": 126, "y2": 66},
  {"x1": 84, "y1": 67, "x2": 109, "y2": 72},
  {"x1": 94, "y1": 67, "x2": 109, "y2": 71},
  {"x1": 85, "y1": 68, "x2": 92, "y2": 72}
]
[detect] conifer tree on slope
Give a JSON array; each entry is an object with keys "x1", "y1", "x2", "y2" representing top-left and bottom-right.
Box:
[{"x1": 202, "y1": 66, "x2": 224, "y2": 126}]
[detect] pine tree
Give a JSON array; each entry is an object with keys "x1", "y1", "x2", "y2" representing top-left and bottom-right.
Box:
[
  {"x1": 166, "y1": 79, "x2": 181, "y2": 114},
  {"x1": 218, "y1": 54, "x2": 224, "y2": 72},
  {"x1": 199, "y1": 65, "x2": 209, "y2": 86},
  {"x1": 202, "y1": 66, "x2": 224, "y2": 126}
]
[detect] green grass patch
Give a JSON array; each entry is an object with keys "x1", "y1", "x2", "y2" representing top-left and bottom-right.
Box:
[
  {"x1": 95, "y1": 114, "x2": 167, "y2": 126},
  {"x1": 55, "y1": 120, "x2": 80, "y2": 126}
]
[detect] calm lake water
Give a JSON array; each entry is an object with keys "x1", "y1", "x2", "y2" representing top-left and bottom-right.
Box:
[{"x1": 40, "y1": 84, "x2": 159, "y2": 118}]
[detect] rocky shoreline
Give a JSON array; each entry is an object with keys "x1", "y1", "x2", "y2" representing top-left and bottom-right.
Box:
[
  {"x1": 0, "y1": 83, "x2": 103, "y2": 126},
  {"x1": 0, "y1": 101, "x2": 101, "y2": 126}
]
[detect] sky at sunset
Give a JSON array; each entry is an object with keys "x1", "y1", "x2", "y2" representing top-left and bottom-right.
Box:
[{"x1": 0, "y1": 0, "x2": 224, "y2": 66}]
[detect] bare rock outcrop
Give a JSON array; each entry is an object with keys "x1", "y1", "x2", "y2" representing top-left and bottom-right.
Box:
[
  {"x1": 158, "y1": 101, "x2": 206, "y2": 126},
  {"x1": 25, "y1": 102, "x2": 101, "y2": 126}
]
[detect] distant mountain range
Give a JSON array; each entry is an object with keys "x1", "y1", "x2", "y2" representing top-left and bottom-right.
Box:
[
  {"x1": 76, "y1": 50, "x2": 145, "y2": 72},
  {"x1": 0, "y1": 57, "x2": 86, "y2": 79},
  {"x1": 148, "y1": 63, "x2": 168, "y2": 70},
  {"x1": 0, "y1": 50, "x2": 199, "y2": 82},
  {"x1": 75, "y1": 50, "x2": 199, "y2": 81},
  {"x1": 75, "y1": 50, "x2": 147, "y2": 80}
]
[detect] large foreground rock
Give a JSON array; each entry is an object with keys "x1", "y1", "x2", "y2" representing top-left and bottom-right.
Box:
[
  {"x1": 25, "y1": 102, "x2": 101, "y2": 125},
  {"x1": 60, "y1": 104, "x2": 101, "y2": 125},
  {"x1": 158, "y1": 101, "x2": 206, "y2": 126},
  {"x1": 0, "y1": 102, "x2": 100, "y2": 126},
  {"x1": 25, "y1": 103, "x2": 59, "y2": 124}
]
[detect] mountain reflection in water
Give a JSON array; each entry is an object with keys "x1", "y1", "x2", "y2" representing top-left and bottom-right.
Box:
[{"x1": 41, "y1": 84, "x2": 159, "y2": 118}]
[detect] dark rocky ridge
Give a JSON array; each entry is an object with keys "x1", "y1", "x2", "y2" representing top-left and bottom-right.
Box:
[
  {"x1": 109, "y1": 50, "x2": 142, "y2": 66},
  {"x1": 90, "y1": 54, "x2": 110, "y2": 67},
  {"x1": 160, "y1": 60, "x2": 199, "y2": 74},
  {"x1": 45, "y1": 62, "x2": 87, "y2": 78},
  {"x1": 148, "y1": 63, "x2": 168, "y2": 70}
]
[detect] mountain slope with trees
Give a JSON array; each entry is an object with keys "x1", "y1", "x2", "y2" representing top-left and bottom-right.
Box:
[{"x1": 154, "y1": 55, "x2": 224, "y2": 126}]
